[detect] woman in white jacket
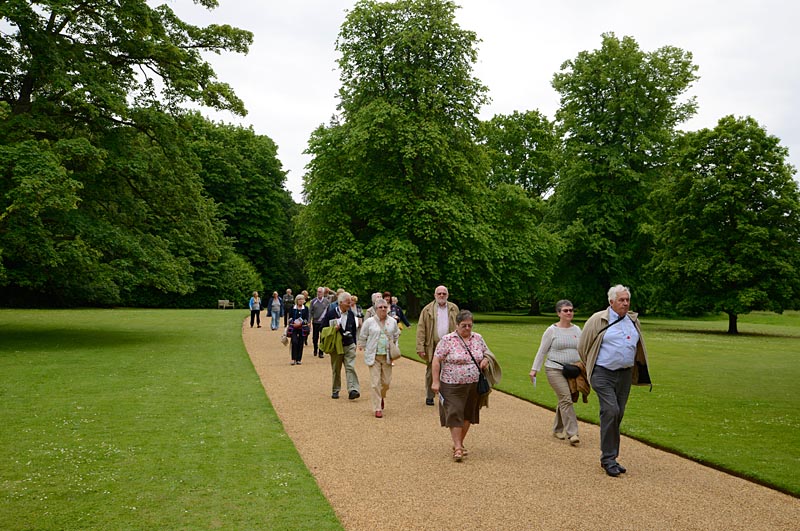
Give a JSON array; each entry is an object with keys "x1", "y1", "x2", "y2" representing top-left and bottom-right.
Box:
[{"x1": 358, "y1": 298, "x2": 399, "y2": 418}]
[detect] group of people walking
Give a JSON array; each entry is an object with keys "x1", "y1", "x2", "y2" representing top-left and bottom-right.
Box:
[{"x1": 253, "y1": 283, "x2": 651, "y2": 474}]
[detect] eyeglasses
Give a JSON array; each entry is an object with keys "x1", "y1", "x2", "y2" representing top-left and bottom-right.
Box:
[{"x1": 560, "y1": 308, "x2": 574, "y2": 313}]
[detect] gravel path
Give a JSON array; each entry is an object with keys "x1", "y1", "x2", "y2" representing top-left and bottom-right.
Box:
[{"x1": 242, "y1": 321, "x2": 799, "y2": 531}]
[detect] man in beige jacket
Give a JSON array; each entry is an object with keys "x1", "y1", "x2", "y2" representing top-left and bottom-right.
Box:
[{"x1": 416, "y1": 286, "x2": 459, "y2": 406}]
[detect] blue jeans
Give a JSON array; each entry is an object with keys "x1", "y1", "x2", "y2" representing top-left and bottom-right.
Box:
[{"x1": 271, "y1": 310, "x2": 280, "y2": 329}]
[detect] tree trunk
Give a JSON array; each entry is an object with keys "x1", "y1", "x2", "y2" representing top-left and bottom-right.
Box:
[
  {"x1": 727, "y1": 312, "x2": 738, "y2": 334},
  {"x1": 406, "y1": 290, "x2": 420, "y2": 319},
  {"x1": 527, "y1": 294, "x2": 541, "y2": 316}
]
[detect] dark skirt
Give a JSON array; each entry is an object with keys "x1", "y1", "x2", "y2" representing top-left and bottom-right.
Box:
[{"x1": 439, "y1": 381, "x2": 480, "y2": 427}]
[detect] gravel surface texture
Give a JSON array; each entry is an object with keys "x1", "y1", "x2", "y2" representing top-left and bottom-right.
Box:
[{"x1": 242, "y1": 321, "x2": 799, "y2": 531}]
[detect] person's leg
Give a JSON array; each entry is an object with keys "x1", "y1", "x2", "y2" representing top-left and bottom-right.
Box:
[
  {"x1": 250, "y1": 311, "x2": 256, "y2": 327},
  {"x1": 613, "y1": 368, "x2": 633, "y2": 462},
  {"x1": 591, "y1": 366, "x2": 622, "y2": 468},
  {"x1": 330, "y1": 353, "x2": 343, "y2": 394},
  {"x1": 312, "y1": 323, "x2": 321, "y2": 356},
  {"x1": 343, "y1": 344, "x2": 359, "y2": 393},
  {"x1": 271, "y1": 310, "x2": 279, "y2": 329},
  {"x1": 256, "y1": 310, "x2": 261, "y2": 327},
  {"x1": 449, "y1": 426, "x2": 464, "y2": 450},
  {"x1": 425, "y1": 360, "x2": 434, "y2": 402},
  {"x1": 546, "y1": 367, "x2": 578, "y2": 437},
  {"x1": 369, "y1": 362, "x2": 382, "y2": 412},
  {"x1": 283, "y1": 308, "x2": 289, "y2": 327},
  {"x1": 381, "y1": 356, "x2": 392, "y2": 399}
]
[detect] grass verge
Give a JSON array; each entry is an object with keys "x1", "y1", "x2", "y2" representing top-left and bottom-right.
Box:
[{"x1": 0, "y1": 309, "x2": 343, "y2": 531}]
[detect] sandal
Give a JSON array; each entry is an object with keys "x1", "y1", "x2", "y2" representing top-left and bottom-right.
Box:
[
  {"x1": 452, "y1": 446, "x2": 468, "y2": 456},
  {"x1": 453, "y1": 448, "x2": 464, "y2": 462}
]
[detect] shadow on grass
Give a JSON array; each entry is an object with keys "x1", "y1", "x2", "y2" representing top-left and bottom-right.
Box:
[{"x1": 0, "y1": 327, "x2": 174, "y2": 353}]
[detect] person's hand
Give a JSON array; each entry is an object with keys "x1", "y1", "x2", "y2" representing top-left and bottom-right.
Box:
[
  {"x1": 431, "y1": 382, "x2": 440, "y2": 394},
  {"x1": 529, "y1": 370, "x2": 537, "y2": 384},
  {"x1": 479, "y1": 358, "x2": 489, "y2": 370},
  {"x1": 418, "y1": 351, "x2": 427, "y2": 359}
]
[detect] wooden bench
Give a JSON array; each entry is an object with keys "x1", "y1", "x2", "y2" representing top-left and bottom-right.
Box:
[{"x1": 217, "y1": 299, "x2": 235, "y2": 309}]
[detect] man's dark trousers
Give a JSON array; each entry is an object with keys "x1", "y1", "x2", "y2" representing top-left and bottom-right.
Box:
[{"x1": 590, "y1": 365, "x2": 632, "y2": 468}]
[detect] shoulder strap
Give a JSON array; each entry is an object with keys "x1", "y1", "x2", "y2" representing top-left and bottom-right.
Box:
[{"x1": 457, "y1": 335, "x2": 482, "y2": 371}]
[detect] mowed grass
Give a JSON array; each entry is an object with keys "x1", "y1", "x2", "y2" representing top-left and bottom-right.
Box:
[
  {"x1": 400, "y1": 310, "x2": 800, "y2": 496},
  {"x1": 0, "y1": 309, "x2": 342, "y2": 531}
]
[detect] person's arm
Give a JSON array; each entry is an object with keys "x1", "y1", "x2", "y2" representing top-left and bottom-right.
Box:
[
  {"x1": 431, "y1": 355, "x2": 442, "y2": 394},
  {"x1": 415, "y1": 307, "x2": 428, "y2": 358},
  {"x1": 530, "y1": 326, "x2": 555, "y2": 380}
]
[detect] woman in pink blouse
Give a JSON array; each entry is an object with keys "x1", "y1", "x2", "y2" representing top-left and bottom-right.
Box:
[{"x1": 431, "y1": 310, "x2": 491, "y2": 462}]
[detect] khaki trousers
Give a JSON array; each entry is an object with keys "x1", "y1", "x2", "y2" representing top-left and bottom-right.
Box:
[
  {"x1": 330, "y1": 343, "x2": 359, "y2": 393},
  {"x1": 369, "y1": 354, "x2": 392, "y2": 411},
  {"x1": 545, "y1": 367, "x2": 579, "y2": 437}
]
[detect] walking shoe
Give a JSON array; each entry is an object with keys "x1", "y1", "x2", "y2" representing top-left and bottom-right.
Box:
[
  {"x1": 318, "y1": 353, "x2": 324, "y2": 358},
  {"x1": 569, "y1": 434, "x2": 580, "y2": 446},
  {"x1": 290, "y1": 360, "x2": 296, "y2": 365},
  {"x1": 375, "y1": 411, "x2": 383, "y2": 418},
  {"x1": 553, "y1": 431, "x2": 566, "y2": 440},
  {"x1": 331, "y1": 391, "x2": 339, "y2": 399},
  {"x1": 615, "y1": 462, "x2": 627, "y2": 474},
  {"x1": 602, "y1": 463, "x2": 622, "y2": 477},
  {"x1": 296, "y1": 361, "x2": 301, "y2": 365},
  {"x1": 348, "y1": 390, "x2": 360, "y2": 400},
  {"x1": 425, "y1": 398, "x2": 435, "y2": 406}
]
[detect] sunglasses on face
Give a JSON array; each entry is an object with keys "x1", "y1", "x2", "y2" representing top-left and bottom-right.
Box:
[{"x1": 561, "y1": 308, "x2": 574, "y2": 313}]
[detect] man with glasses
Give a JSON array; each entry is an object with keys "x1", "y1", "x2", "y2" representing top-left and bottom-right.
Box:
[
  {"x1": 322, "y1": 292, "x2": 361, "y2": 400},
  {"x1": 416, "y1": 286, "x2": 459, "y2": 406},
  {"x1": 578, "y1": 284, "x2": 651, "y2": 477}
]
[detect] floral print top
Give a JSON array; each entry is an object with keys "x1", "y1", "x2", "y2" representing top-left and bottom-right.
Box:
[{"x1": 434, "y1": 331, "x2": 488, "y2": 385}]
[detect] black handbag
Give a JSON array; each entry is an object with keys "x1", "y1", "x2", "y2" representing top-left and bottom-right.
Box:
[
  {"x1": 458, "y1": 336, "x2": 491, "y2": 396},
  {"x1": 554, "y1": 361, "x2": 581, "y2": 379},
  {"x1": 477, "y1": 373, "x2": 491, "y2": 395}
]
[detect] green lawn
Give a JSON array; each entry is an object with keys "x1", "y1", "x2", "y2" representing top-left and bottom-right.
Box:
[
  {"x1": 400, "y1": 310, "x2": 800, "y2": 496},
  {"x1": 2, "y1": 308, "x2": 797, "y2": 531},
  {"x1": 0, "y1": 309, "x2": 342, "y2": 531}
]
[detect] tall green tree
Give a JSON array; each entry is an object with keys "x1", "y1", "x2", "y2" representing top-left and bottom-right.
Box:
[
  {"x1": 0, "y1": 1, "x2": 254, "y2": 306},
  {"x1": 183, "y1": 113, "x2": 301, "y2": 293},
  {"x1": 478, "y1": 110, "x2": 559, "y2": 197},
  {"x1": 549, "y1": 33, "x2": 698, "y2": 310},
  {"x1": 299, "y1": 0, "x2": 493, "y2": 312},
  {"x1": 648, "y1": 115, "x2": 800, "y2": 333}
]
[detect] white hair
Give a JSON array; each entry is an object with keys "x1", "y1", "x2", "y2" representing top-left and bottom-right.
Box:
[
  {"x1": 607, "y1": 284, "x2": 631, "y2": 302},
  {"x1": 338, "y1": 291, "x2": 352, "y2": 304}
]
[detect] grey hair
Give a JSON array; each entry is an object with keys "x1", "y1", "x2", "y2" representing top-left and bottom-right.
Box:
[
  {"x1": 294, "y1": 294, "x2": 305, "y2": 303},
  {"x1": 607, "y1": 284, "x2": 631, "y2": 302},
  {"x1": 555, "y1": 299, "x2": 573, "y2": 313},
  {"x1": 371, "y1": 292, "x2": 382, "y2": 304},
  {"x1": 375, "y1": 298, "x2": 389, "y2": 308},
  {"x1": 338, "y1": 291, "x2": 352, "y2": 304},
  {"x1": 456, "y1": 309, "x2": 473, "y2": 324}
]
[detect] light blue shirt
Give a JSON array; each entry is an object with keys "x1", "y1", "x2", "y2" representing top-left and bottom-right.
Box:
[{"x1": 595, "y1": 307, "x2": 639, "y2": 370}]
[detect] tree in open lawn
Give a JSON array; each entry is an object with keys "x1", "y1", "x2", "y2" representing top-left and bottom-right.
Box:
[
  {"x1": 549, "y1": 33, "x2": 698, "y2": 310},
  {"x1": 648, "y1": 115, "x2": 800, "y2": 334},
  {"x1": 299, "y1": 0, "x2": 498, "y2": 313},
  {"x1": 0, "y1": 1, "x2": 256, "y2": 306}
]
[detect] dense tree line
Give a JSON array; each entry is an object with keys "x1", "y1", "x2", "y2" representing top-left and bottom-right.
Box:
[
  {"x1": 0, "y1": 1, "x2": 299, "y2": 308},
  {"x1": 2, "y1": 0, "x2": 798, "y2": 333},
  {"x1": 301, "y1": 0, "x2": 800, "y2": 332}
]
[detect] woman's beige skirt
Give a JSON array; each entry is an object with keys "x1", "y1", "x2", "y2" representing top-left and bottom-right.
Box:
[{"x1": 438, "y1": 381, "x2": 480, "y2": 427}]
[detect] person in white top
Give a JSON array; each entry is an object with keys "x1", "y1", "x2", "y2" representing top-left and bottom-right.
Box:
[
  {"x1": 529, "y1": 300, "x2": 582, "y2": 445},
  {"x1": 358, "y1": 298, "x2": 399, "y2": 418}
]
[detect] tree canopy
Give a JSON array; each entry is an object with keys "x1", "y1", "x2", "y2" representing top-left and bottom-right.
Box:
[
  {"x1": 649, "y1": 115, "x2": 800, "y2": 333},
  {"x1": 548, "y1": 33, "x2": 699, "y2": 310},
  {"x1": 0, "y1": 1, "x2": 295, "y2": 307}
]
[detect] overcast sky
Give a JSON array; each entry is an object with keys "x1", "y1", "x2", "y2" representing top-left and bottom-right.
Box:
[{"x1": 170, "y1": 0, "x2": 800, "y2": 202}]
